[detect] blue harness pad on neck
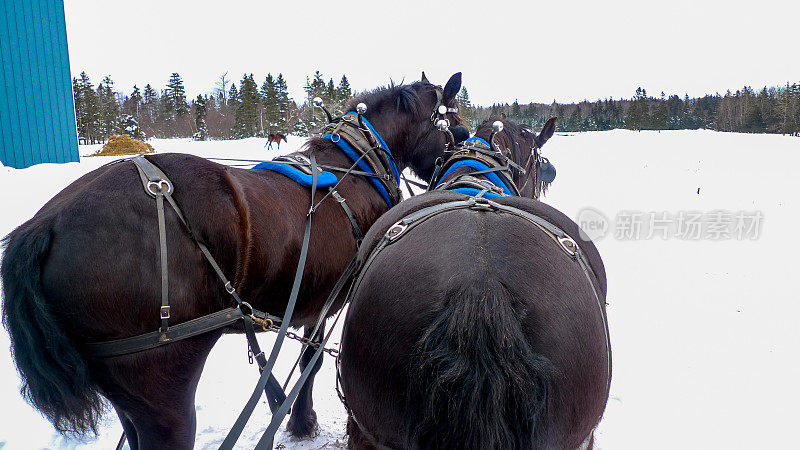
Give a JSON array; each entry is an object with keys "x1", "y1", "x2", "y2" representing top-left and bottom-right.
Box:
[
  {"x1": 438, "y1": 160, "x2": 515, "y2": 196},
  {"x1": 450, "y1": 187, "x2": 504, "y2": 199},
  {"x1": 251, "y1": 161, "x2": 338, "y2": 188},
  {"x1": 322, "y1": 113, "x2": 400, "y2": 206},
  {"x1": 465, "y1": 136, "x2": 491, "y2": 147}
]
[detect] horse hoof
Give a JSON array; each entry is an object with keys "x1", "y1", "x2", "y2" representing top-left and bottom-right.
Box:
[{"x1": 286, "y1": 410, "x2": 319, "y2": 439}]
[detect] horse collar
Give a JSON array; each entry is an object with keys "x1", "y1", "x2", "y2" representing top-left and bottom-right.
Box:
[
  {"x1": 429, "y1": 137, "x2": 520, "y2": 198},
  {"x1": 321, "y1": 113, "x2": 402, "y2": 207}
]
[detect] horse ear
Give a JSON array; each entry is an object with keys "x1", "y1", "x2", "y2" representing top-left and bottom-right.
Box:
[
  {"x1": 443, "y1": 72, "x2": 462, "y2": 102},
  {"x1": 421, "y1": 71, "x2": 429, "y2": 83},
  {"x1": 536, "y1": 117, "x2": 557, "y2": 147}
]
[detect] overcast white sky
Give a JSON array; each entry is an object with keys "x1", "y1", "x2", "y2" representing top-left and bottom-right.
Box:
[{"x1": 64, "y1": 0, "x2": 799, "y2": 106}]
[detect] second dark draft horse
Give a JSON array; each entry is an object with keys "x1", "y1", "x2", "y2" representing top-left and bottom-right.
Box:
[
  {"x1": 339, "y1": 119, "x2": 611, "y2": 449},
  {"x1": 1, "y1": 73, "x2": 464, "y2": 449}
]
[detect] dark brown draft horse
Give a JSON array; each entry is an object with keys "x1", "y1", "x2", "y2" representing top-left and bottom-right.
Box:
[
  {"x1": 1, "y1": 73, "x2": 464, "y2": 449},
  {"x1": 339, "y1": 119, "x2": 611, "y2": 449}
]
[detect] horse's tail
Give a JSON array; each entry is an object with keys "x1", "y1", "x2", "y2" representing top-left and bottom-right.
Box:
[
  {"x1": 1, "y1": 221, "x2": 104, "y2": 435},
  {"x1": 407, "y1": 278, "x2": 552, "y2": 449}
]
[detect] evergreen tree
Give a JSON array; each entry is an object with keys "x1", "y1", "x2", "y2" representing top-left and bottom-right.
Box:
[
  {"x1": 123, "y1": 85, "x2": 142, "y2": 122},
  {"x1": 336, "y1": 75, "x2": 352, "y2": 105},
  {"x1": 193, "y1": 95, "x2": 209, "y2": 140},
  {"x1": 567, "y1": 105, "x2": 582, "y2": 131},
  {"x1": 456, "y1": 86, "x2": 474, "y2": 127},
  {"x1": 651, "y1": 92, "x2": 669, "y2": 130},
  {"x1": 73, "y1": 72, "x2": 101, "y2": 143},
  {"x1": 165, "y1": 72, "x2": 189, "y2": 116},
  {"x1": 275, "y1": 74, "x2": 293, "y2": 132},
  {"x1": 233, "y1": 74, "x2": 260, "y2": 138},
  {"x1": 626, "y1": 87, "x2": 651, "y2": 130},
  {"x1": 301, "y1": 71, "x2": 330, "y2": 134},
  {"x1": 325, "y1": 78, "x2": 336, "y2": 104},
  {"x1": 228, "y1": 83, "x2": 239, "y2": 109},
  {"x1": 261, "y1": 73, "x2": 279, "y2": 133},
  {"x1": 98, "y1": 75, "x2": 120, "y2": 139},
  {"x1": 119, "y1": 115, "x2": 143, "y2": 139}
]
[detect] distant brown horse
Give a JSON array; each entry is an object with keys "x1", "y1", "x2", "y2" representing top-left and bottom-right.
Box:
[
  {"x1": 338, "y1": 118, "x2": 610, "y2": 449},
  {"x1": 1, "y1": 73, "x2": 464, "y2": 449},
  {"x1": 266, "y1": 132, "x2": 287, "y2": 150}
]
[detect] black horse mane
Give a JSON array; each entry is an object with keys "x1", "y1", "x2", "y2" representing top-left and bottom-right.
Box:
[{"x1": 345, "y1": 81, "x2": 433, "y2": 118}]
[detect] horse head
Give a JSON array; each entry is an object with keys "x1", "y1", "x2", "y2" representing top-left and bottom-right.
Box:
[
  {"x1": 345, "y1": 72, "x2": 469, "y2": 182},
  {"x1": 474, "y1": 116, "x2": 557, "y2": 199}
]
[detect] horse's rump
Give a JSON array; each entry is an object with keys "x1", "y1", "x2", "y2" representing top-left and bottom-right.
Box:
[{"x1": 341, "y1": 193, "x2": 610, "y2": 449}]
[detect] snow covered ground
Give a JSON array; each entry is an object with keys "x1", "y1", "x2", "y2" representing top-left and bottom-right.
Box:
[{"x1": 1, "y1": 130, "x2": 798, "y2": 449}]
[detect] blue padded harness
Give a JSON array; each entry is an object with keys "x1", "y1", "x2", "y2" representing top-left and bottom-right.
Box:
[
  {"x1": 251, "y1": 161, "x2": 338, "y2": 188},
  {"x1": 450, "y1": 187, "x2": 504, "y2": 199},
  {"x1": 438, "y1": 159, "x2": 515, "y2": 196},
  {"x1": 251, "y1": 113, "x2": 400, "y2": 206},
  {"x1": 323, "y1": 113, "x2": 400, "y2": 207},
  {"x1": 465, "y1": 136, "x2": 490, "y2": 147}
]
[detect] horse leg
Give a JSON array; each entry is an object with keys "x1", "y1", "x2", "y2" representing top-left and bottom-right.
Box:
[
  {"x1": 347, "y1": 415, "x2": 379, "y2": 450},
  {"x1": 286, "y1": 321, "x2": 325, "y2": 438},
  {"x1": 97, "y1": 335, "x2": 218, "y2": 449},
  {"x1": 114, "y1": 404, "x2": 139, "y2": 450}
]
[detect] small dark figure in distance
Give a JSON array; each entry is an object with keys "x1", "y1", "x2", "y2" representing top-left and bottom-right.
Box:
[{"x1": 266, "y1": 132, "x2": 287, "y2": 150}]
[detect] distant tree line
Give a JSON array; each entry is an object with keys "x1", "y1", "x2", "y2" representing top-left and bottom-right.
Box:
[
  {"x1": 72, "y1": 70, "x2": 352, "y2": 142},
  {"x1": 73, "y1": 71, "x2": 800, "y2": 143},
  {"x1": 458, "y1": 83, "x2": 800, "y2": 136}
]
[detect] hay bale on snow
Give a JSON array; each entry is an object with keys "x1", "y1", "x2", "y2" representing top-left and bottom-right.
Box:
[{"x1": 92, "y1": 135, "x2": 154, "y2": 156}]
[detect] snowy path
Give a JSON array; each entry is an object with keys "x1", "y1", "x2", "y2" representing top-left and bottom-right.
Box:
[{"x1": 1, "y1": 131, "x2": 798, "y2": 449}]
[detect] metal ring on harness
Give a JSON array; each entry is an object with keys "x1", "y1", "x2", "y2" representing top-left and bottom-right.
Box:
[
  {"x1": 146, "y1": 179, "x2": 173, "y2": 196},
  {"x1": 239, "y1": 301, "x2": 254, "y2": 316},
  {"x1": 331, "y1": 133, "x2": 341, "y2": 143}
]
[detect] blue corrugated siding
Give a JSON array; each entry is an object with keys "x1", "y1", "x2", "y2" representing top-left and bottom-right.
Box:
[{"x1": 0, "y1": 0, "x2": 78, "y2": 169}]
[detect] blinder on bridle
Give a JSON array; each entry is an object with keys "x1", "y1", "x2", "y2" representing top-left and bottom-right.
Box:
[{"x1": 518, "y1": 128, "x2": 557, "y2": 199}]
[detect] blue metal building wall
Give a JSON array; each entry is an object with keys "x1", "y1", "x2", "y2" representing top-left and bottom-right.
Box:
[{"x1": 0, "y1": 0, "x2": 79, "y2": 169}]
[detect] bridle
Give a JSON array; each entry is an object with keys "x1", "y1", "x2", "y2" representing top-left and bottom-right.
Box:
[{"x1": 518, "y1": 128, "x2": 554, "y2": 200}]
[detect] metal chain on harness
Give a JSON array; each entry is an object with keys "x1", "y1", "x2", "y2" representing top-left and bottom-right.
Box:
[{"x1": 250, "y1": 315, "x2": 340, "y2": 358}]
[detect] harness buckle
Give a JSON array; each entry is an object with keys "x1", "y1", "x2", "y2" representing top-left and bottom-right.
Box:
[
  {"x1": 386, "y1": 222, "x2": 408, "y2": 241},
  {"x1": 160, "y1": 306, "x2": 171, "y2": 319},
  {"x1": 224, "y1": 281, "x2": 235, "y2": 294},
  {"x1": 239, "y1": 301, "x2": 253, "y2": 316},
  {"x1": 558, "y1": 236, "x2": 579, "y2": 257},
  {"x1": 331, "y1": 190, "x2": 346, "y2": 203},
  {"x1": 469, "y1": 196, "x2": 497, "y2": 211}
]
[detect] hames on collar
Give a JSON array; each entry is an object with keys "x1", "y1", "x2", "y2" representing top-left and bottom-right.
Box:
[
  {"x1": 322, "y1": 113, "x2": 402, "y2": 207},
  {"x1": 251, "y1": 112, "x2": 402, "y2": 207}
]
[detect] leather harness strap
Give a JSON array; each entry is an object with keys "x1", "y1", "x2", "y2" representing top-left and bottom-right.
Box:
[{"x1": 273, "y1": 152, "x2": 364, "y2": 243}]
